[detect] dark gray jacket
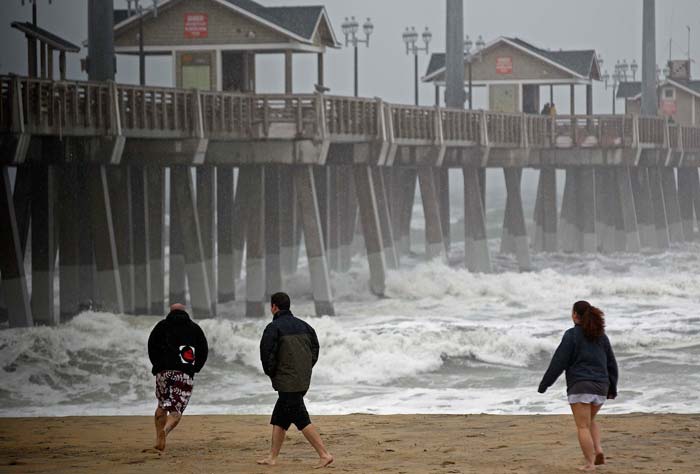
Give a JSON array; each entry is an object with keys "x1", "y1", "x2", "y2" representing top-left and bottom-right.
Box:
[
  {"x1": 260, "y1": 310, "x2": 319, "y2": 393},
  {"x1": 538, "y1": 325, "x2": 618, "y2": 398}
]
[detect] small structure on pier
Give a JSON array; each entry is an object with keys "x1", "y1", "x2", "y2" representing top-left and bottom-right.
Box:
[
  {"x1": 617, "y1": 60, "x2": 700, "y2": 125},
  {"x1": 11, "y1": 21, "x2": 80, "y2": 80},
  {"x1": 112, "y1": 0, "x2": 339, "y2": 91},
  {"x1": 423, "y1": 37, "x2": 601, "y2": 114}
]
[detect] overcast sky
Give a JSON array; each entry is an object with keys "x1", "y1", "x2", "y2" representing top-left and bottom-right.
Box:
[{"x1": 1, "y1": 0, "x2": 698, "y2": 113}]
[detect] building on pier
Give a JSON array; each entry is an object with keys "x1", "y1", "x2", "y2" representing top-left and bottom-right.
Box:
[
  {"x1": 423, "y1": 37, "x2": 601, "y2": 115},
  {"x1": 617, "y1": 60, "x2": 699, "y2": 125},
  {"x1": 10, "y1": 21, "x2": 81, "y2": 80},
  {"x1": 111, "y1": 0, "x2": 339, "y2": 91}
]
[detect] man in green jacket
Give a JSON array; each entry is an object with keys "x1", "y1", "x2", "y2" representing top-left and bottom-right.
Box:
[{"x1": 257, "y1": 292, "x2": 333, "y2": 469}]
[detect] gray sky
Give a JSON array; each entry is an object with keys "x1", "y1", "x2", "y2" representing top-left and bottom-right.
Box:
[{"x1": 1, "y1": 0, "x2": 698, "y2": 113}]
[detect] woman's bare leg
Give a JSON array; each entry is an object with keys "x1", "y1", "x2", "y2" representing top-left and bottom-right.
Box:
[
  {"x1": 257, "y1": 425, "x2": 286, "y2": 466},
  {"x1": 571, "y1": 403, "x2": 596, "y2": 471},
  {"x1": 590, "y1": 404, "x2": 605, "y2": 464}
]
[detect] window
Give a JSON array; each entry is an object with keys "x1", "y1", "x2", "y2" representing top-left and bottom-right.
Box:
[{"x1": 663, "y1": 88, "x2": 676, "y2": 100}]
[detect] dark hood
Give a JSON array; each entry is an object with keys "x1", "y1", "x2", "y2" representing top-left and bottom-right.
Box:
[{"x1": 166, "y1": 310, "x2": 192, "y2": 325}]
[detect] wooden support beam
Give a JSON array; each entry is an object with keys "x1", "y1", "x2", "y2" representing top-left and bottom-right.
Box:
[
  {"x1": 503, "y1": 168, "x2": 531, "y2": 271},
  {"x1": 354, "y1": 165, "x2": 386, "y2": 296},
  {"x1": 371, "y1": 167, "x2": 398, "y2": 269},
  {"x1": 284, "y1": 51, "x2": 293, "y2": 94},
  {"x1": 463, "y1": 166, "x2": 491, "y2": 272},
  {"x1": 31, "y1": 164, "x2": 57, "y2": 325},
  {"x1": 294, "y1": 166, "x2": 335, "y2": 316},
  {"x1": 88, "y1": 165, "x2": 124, "y2": 313},
  {"x1": 327, "y1": 167, "x2": 340, "y2": 270},
  {"x1": 12, "y1": 165, "x2": 32, "y2": 256},
  {"x1": 630, "y1": 167, "x2": 656, "y2": 248},
  {"x1": 58, "y1": 164, "x2": 81, "y2": 321},
  {"x1": 245, "y1": 166, "x2": 266, "y2": 317},
  {"x1": 264, "y1": 165, "x2": 282, "y2": 296},
  {"x1": 169, "y1": 168, "x2": 186, "y2": 306},
  {"x1": 77, "y1": 166, "x2": 96, "y2": 309},
  {"x1": 232, "y1": 167, "x2": 249, "y2": 285},
  {"x1": 217, "y1": 167, "x2": 235, "y2": 303},
  {"x1": 647, "y1": 166, "x2": 671, "y2": 249},
  {"x1": 418, "y1": 167, "x2": 445, "y2": 260},
  {"x1": 196, "y1": 167, "x2": 217, "y2": 315},
  {"x1": 131, "y1": 166, "x2": 152, "y2": 314},
  {"x1": 171, "y1": 166, "x2": 212, "y2": 318},
  {"x1": 577, "y1": 168, "x2": 597, "y2": 253},
  {"x1": 147, "y1": 166, "x2": 165, "y2": 315},
  {"x1": 0, "y1": 166, "x2": 32, "y2": 327},
  {"x1": 400, "y1": 168, "x2": 417, "y2": 255},
  {"x1": 616, "y1": 167, "x2": 641, "y2": 252},
  {"x1": 338, "y1": 165, "x2": 354, "y2": 272},
  {"x1": 279, "y1": 166, "x2": 297, "y2": 276},
  {"x1": 661, "y1": 168, "x2": 684, "y2": 243},
  {"x1": 437, "y1": 168, "x2": 451, "y2": 252},
  {"x1": 677, "y1": 168, "x2": 697, "y2": 241},
  {"x1": 108, "y1": 167, "x2": 135, "y2": 314},
  {"x1": 559, "y1": 169, "x2": 577, "y2": 253}
]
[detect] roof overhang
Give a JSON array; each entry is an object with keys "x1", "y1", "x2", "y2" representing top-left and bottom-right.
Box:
[
  {"x1": 11, "y1": 21, "x2": 81, "y2": 52},
  {"x1": 423, "y1": 36, "x2": 593, "y2": 83},
  {"x1": 113, "y1": 0, "x2": 337, "y2": 48}
]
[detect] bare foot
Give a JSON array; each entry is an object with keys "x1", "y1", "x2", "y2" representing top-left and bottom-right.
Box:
[
  {"x1": 314, "y1": 455, "x2": 334, "y2": 469},
  {"x1": 595, "y1": 453, "x2": 605, "y2": 465},
  {"x1": 577, "y1": 464, "x2": 596, "y2": 472},
  {"x1": 257, "y1": 457, "x2": 277, "y2": 466},
  {"x1": 155, "y1": 429, "x2": 166, "y2": 452}
]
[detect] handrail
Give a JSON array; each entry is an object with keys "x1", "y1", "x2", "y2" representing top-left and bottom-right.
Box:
[{"x1": 2, "y1": 74, "x2": 699, "y2": 153}]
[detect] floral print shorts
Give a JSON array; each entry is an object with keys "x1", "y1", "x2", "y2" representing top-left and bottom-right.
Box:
[{"x1": 155, "y1": 370, "x2": 194, "y2": 414}]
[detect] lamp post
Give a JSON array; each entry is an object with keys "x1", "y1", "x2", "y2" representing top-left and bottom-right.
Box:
[
  {"x1": 127, "y1": 0, "x2": 159, "y2": 86},
  {"x1": 402, "y1": 26, "x2": 432, "y2": 106},
  {"x1": 342, "y1": 16, "x2": 373, "y2": 97},
  {"x1": 602, "y1": 59, "x2": 630, "y2": 114},
  {"x1": 464, "y1": 34, "x2": 484, "y2": 110}
]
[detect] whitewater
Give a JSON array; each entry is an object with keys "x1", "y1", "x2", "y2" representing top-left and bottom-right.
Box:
[{"x1": 2, "y1": 241, "x2": 700, "y2": 417}]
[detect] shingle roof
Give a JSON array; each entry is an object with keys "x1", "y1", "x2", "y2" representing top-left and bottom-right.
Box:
[
  {"x1": 506, "y1": 37, "x2": 597, "y2": 78},
  {"x1": 223, "y1": 0, "x2": 327, "y2": 42},
  {"x1": 424, "y1": 37, "x2": 598, "y2": 81},
  {"x1": 11, "y1": 22, "x2": 80, "y2": 52},
  {"x1": 616, "y1": 81, "x2": 641, "y2": 99}
]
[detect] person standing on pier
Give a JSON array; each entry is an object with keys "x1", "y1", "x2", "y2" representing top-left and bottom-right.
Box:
[
  {"x1": 257, "y1": 292, "x2": 333, "y2": 469},
  {"x1": 538, "y1": 301, "x2": 618, "y2": 472},
  {"x1": 147, "y1": 303, "x2": 208, "y2": 452}
]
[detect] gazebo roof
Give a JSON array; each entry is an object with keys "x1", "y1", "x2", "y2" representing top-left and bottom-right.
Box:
[
  {"x1": 113, "y1": 0, "x2": 339, "y2": 48},
  {"x1": 424, "y1": 36, "x2": 600, "y2": 83}
]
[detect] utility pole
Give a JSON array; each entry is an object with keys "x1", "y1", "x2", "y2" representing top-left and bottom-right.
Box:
[
  {"x1": 87, "y1": 0, "x2": 115, "y2": 81},
  {"x1": 641, "y1": 0, "x2": 656, "y2": 116},
  {"x1": 445, "y1": 0, "x2": 465, "y2": 108}
]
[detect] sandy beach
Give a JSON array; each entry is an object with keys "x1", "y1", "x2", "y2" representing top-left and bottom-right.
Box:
[{"x1": 1, "y1": 414, "x2": 699, "y2": 473}]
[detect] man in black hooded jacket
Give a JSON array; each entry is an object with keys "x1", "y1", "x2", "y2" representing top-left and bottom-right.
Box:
[
  {"x1": 257, "y1": 292, "x2": 333, "y2": 469},
  {"x1": 147, "y1": 304, "x2": 208, "y2": 452}
]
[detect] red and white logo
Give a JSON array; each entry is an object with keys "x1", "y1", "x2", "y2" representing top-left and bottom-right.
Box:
[{"x1": 179, "y1": 345, "x2": 196, "y2": 365}]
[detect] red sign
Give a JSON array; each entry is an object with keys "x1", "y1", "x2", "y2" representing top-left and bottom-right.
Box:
[
  {"x1": 496, "y1": 57, "x2": 513, "y2": 75},
  {"x1": 661, "y1": 100, "x2": 677, "y2": 116},
  {"x1": 184, "y1": 13, "x2": 208, "y2": 39}
]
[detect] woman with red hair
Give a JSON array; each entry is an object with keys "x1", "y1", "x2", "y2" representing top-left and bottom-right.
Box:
[{"x1": 538, "y1": 301, "x2": 619, "y2": 472}]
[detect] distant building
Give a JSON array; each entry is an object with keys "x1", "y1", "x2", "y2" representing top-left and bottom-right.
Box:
[
  {"x1": 423, "y1": 37, "x2": 601, "y2": 114},
  {"x1": 112, "y1": 0, "x2": 339, "y2": 92},
  {"x1": 616, "y1": 60, "x2": 699, "y2": 125}
]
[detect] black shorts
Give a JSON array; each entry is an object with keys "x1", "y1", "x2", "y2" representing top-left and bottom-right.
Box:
[{"x1": 270, "y1": 392, "x2": 311, "y2": 431}]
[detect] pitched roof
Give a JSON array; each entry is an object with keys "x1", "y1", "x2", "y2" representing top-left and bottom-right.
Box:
[
  {"x1": 506, "y1": 37, "x2": 598, "y2": 79},
  {"x1": 618, "y1": 79, "x2": 700, "y2": 99},
  {"x1": 616, "y1": 81, "x2": 641, "y2": 99},
  {"x1": 114, "y1": 0, "x2": 338, "y2": 46},
  {"x1": 424, "y1": 37, "x2": 599, "y2": 82},
  {"x1": 11, "y1": 21, "x2": 80, "y2": 52}
]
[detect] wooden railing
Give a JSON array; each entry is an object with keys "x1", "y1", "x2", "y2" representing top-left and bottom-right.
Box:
[{"x1": 2, "y1": 75, "x2": 700, "y2": 154}]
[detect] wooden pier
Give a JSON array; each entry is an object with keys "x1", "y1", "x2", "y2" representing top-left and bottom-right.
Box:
[{"x1": 1, "y1": 74, "x2": 700, "y2": 327}]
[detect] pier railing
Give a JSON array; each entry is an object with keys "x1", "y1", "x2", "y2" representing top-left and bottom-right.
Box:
[{"x1": 2, "y1": 75, "x2": 700, "y2": 153}]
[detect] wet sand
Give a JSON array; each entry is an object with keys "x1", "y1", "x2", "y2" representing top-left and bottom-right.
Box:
[{"x1": 1, "y1": 414, "x2": 699, "y2": 473}]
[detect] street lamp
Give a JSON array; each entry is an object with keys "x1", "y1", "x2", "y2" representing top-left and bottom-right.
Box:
[
  {"x1": 603, "y1": 58, "x2": 629, "y2": 114},
  {"x1": 342, "y1": 16, "x2": 373, "y2": 97},
  {"x1": 402, "y1": 26, "x2": 431, "y2": 105},
  {"x1": 464, "y1": 34, "x2": 484, "y2": 110},
  {"x1": 127, "y1": 0, "x2": 159, "y2": 86}
]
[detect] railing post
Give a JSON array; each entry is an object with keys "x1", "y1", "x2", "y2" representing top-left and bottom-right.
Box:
[
  {"x1": 435, "y1": 105, "x2": 446, "y2": 166},
  {"x1": 479, "y1": 110, "x2": 489, "y2": 147},
  {"x1": 521, "y1": 113, "x2": 529, "y2": 148},
  {"x1": 11, "y1": 76, "x2": 26, "y2": 135}
]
